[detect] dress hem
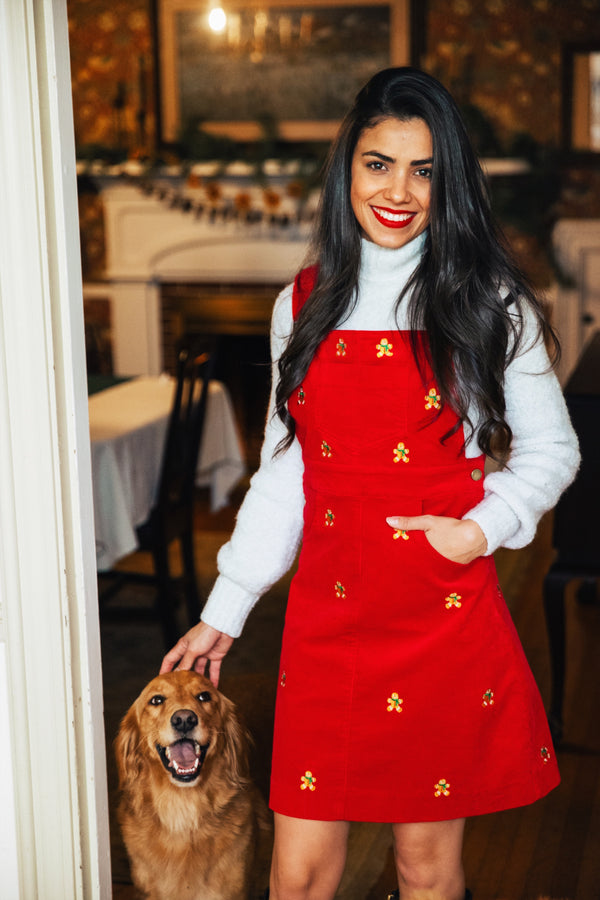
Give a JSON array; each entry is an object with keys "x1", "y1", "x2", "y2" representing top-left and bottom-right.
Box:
[{"x1": 269, "y1": 772, "x2": 560, "y2": 823}]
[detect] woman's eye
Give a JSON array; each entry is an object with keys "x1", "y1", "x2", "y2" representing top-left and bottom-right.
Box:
[
  {"x1": 149, "y1": 695, "x2": 165, "y2": 706},
  {"x1": 197, "y1": 691, "x2": 212, "y2": 703},
  {"x1": 415, "y1": 167, "x2": 432, "y2": 178},
  {"x1": 366, "y1": 160, "x2": 386, "y2": 171}
]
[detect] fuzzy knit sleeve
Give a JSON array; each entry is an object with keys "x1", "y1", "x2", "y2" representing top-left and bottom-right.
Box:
[
  {"x1": 464, "y1": 305, "x2": 580, "y2": 554},
  {"x1": 200, "y1": 283, "x2": 306, "y2": 638}
]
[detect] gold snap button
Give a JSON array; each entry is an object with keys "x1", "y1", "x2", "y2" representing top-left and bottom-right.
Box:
[{"x1": 470, "y1": 468, "x2": 483, "y2": 481}]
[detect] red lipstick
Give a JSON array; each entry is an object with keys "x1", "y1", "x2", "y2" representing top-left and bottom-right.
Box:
[{"x1": 371, "y1": 206, "x2": 416, "y2": 229}]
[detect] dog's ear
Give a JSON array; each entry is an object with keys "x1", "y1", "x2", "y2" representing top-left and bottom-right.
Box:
[
  {"x1": 115, "y1": 705, "x2": 144, "y2": 789},
  {"x1": 220, "y1": 695, "x2": 251, "y2": 787}
]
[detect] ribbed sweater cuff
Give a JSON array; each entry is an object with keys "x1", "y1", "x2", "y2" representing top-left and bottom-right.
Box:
[
  {"x1": 463, "y1": 494, "x2": 521, "y2": 556},
  {"x1": 200, "y1": 575, "x2": 260, "y2": 638}
]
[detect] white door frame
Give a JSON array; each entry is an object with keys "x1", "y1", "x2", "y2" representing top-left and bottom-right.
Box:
[{"x1": 0, "y1": 1, "x2": 110, "y2": 896}]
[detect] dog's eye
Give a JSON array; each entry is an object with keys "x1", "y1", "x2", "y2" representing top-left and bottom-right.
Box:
[
  {"x1": 196, "y1": 691, "x2": 211, "y2": 703},
  {"x1": 149, "y1": 695, "x2": 166, "y2": 706}
]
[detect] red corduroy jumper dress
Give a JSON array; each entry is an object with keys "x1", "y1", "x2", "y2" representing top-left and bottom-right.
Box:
[{"x1": 269, "y1": 268, "x2": 559, "y2": 823}]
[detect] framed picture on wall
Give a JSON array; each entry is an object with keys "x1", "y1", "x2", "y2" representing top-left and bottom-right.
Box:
[
  {"x1": 155, "y1": 0, "x2": 413, "y2": 144},
  {"x1": 562, "y1": 41, "x2": 600, "y2": 163}
]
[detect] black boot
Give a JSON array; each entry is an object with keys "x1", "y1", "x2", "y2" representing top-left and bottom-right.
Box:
[{"x1": 386, "y1": 892, "x2": 472, "y2": 899}]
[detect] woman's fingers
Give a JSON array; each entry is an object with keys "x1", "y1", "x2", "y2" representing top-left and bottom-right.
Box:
[
  {"x1": 159, "y1": 623, "x2": 233, "y2": 675},
  {"x1": 386, "y1": 515, "x2": 432, "y2": 531},
  {"x1": 207, "y1": 657, "x2": 223, "y2": 687},
  {"x1": 160, "y1": 637, "x2": 193, "y2": 673},
  {"x1": 385, "y1": 514, "x2": 487, "y2": 564}
]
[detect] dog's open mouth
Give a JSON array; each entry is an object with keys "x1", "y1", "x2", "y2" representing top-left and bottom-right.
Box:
[{"x1": 157, "y1": 740, "x2": 208, "y2": 783}]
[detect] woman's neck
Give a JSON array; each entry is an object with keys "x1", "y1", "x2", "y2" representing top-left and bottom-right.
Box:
[{"x1": 359, "y1": 231, "x2": 427, "y2": 282}]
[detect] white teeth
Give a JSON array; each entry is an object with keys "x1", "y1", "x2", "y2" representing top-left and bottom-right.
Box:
[
  {"x1": 374, "y1": 208, "x2": 413, "y2": 222},
  {"x1": 164, "y1": 741, "x2": 203, "y2": 776},
  {"x1": 170, "y1": 757, "x2": 200, "y2": 776}
]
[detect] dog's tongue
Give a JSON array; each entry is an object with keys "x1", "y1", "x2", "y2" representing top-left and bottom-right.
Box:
[{"x1": 169, "y1": 739, "x2": 197, "y2": 767}]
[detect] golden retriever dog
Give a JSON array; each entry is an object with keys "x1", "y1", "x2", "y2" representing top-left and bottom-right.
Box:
[{"x1": 115, "y1": 670, "x2": 269, "y2": 900}]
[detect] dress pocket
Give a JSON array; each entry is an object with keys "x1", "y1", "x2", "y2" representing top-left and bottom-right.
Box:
[
  {"x1": 417, "y1": 480, "x2": 485, "y2": 567},
  {"x1": 384, "y1": 497, "x2": 466, "y2": 560},
  {"x1": 420, "y1": 530, "x2": 473, "y2": 568},
  {"x1": 404, "y1": 498, "x2": 477, "y2": 569}
]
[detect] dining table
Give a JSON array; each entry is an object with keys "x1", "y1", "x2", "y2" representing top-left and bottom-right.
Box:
[{"x1": 89, "y1": 374, "x2": 245, "y2": 571}]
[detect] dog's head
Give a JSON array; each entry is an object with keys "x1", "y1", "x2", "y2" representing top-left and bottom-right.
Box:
[{"x1": 115, "y1": 670, "x2": 250, "y2": 791}]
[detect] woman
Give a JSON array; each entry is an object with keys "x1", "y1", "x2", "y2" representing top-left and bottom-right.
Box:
[{"x1": 161, "y1": 68, "x2": 580, "y2": 900}]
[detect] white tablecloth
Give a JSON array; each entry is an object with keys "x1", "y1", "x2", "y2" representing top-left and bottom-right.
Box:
[{"x1": 89, "y1": 375, "x2": 245, "y2": 570}]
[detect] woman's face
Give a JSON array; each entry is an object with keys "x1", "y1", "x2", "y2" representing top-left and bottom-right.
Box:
[{"x1": 350, "y1": 116, "x2": 433, "y2": 249}]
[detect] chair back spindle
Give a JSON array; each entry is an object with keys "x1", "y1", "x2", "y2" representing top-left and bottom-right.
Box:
[
  {"x1": 156, "y1": 348, "x2": 216, "y2": 523},
  {"x1": 99, "y1": 343, "x2": 217, "y2": 648}
]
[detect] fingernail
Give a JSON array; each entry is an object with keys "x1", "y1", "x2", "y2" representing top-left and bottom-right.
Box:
[{"x1": 386, "y1": 516, "x2": 399, "y2": 526}]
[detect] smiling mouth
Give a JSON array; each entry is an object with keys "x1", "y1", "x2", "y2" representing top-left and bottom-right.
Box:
[
  {"x1": 371, "y1": 207, "x2": 416, "y2": 229},
  {"x1": 156, "y1": 739, "x2": 208, "y2": 783}
]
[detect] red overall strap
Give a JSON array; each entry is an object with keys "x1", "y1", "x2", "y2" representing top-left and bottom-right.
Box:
[{"x1": 292, "y1": 264, "x2": 319, "y2": 319}]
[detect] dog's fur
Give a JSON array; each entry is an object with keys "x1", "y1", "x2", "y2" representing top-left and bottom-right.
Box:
[{"x1": 115, "y1": 670, "x2": 269, "y2": 900}]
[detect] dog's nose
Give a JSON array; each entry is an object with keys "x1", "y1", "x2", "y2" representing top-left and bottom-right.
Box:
[{"x1": 170, "y1": 709, "x2": 198, "y2": 734}]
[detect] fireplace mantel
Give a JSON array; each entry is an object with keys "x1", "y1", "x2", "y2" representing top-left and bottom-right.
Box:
[
  {"x1": 88, "y1": 182, "x2": 599, "y2": 381},
  {"x1": 92, "y1": 182, "x2": 312, "y2": 375}
]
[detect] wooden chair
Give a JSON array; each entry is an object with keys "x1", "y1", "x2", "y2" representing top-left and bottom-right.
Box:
[
  {"x1": 543, "y1": 331, "x2": 600, "y2": 745},
  {"x1": 99, "y1": 346, "x2": 217, "y2": 648}
]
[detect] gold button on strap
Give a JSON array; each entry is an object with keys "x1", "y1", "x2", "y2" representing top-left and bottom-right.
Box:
[{"x1": 470, "y1": 468, "x2": 483, "y2": 481}]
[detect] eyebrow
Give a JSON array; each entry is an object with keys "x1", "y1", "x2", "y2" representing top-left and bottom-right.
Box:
[{"x1": 361, "y1": 151, "x2": 433, "y2": 166}]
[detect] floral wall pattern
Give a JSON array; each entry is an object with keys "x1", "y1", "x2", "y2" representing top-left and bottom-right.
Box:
[
  {"x1": 69, "y1": 0, "x2": 600, "y2": 154},
  {"x1": 427, "y1": 0, "x2": 600, "y2": 147},
  {"x1": 426, "y1": 0, "x2": 600, "y2": 284},
  {"x1": 68, "y1": 0, "x2": 155, "y2": 156},
  {"x1": 68, "y1": 0, "x2": 600, "y2": 283}
]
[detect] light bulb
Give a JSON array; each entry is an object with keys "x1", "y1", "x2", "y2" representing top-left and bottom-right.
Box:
[{"x1": 208, "y1": 7, "x2": 227, "y2": 32}]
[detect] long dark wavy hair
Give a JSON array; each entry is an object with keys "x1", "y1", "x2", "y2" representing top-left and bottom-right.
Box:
[{"x1": 274, "y1": 67, "x2": 557, "y2": 459}]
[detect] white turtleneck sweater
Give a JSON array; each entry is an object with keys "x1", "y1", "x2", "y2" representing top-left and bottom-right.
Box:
[{"x1": 201, "y1": 234, "x2": 580, "y2": 638}]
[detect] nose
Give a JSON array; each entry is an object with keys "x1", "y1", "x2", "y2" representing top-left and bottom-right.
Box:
[
  {"x1": 384, "y1": 172, "x2": 411, "y2": 205},
  {"x1": 170, "y1": 708, "x2": 198, "y2": 734}
]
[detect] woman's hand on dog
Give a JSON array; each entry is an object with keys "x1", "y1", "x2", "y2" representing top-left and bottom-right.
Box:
[
  {"x1": 160, "y1": 623, "x2": 234, "y2": 686},
  {"x1": 385, "y1": 514, "x2": 487, "y2": 564}
]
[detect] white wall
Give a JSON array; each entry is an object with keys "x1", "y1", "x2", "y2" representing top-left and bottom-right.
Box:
[
  {"x1": 0, "y1": 643, "x2": 19, "y2": 896},
  {"x1": 0, "y1": 1, "x2": 110, "y2": 896}
]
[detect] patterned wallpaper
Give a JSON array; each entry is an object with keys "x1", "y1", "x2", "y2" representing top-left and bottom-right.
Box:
[
  {"x1": 68, "y1": 1, "x2": 155, "y2": 156},
  {"x1": 68, "y1": 0, "x2": 600, "y2": 281},
  {"x1": 428, "y1": 0, "x2": 600, "y2": 147},
  {"x1": 68, "y1": 0, "x2": 600, "y2": 152}
]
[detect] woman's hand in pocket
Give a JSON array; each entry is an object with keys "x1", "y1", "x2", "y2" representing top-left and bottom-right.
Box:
[{"x1": 386, "y1": 514, "x2": 488, "y2": 564}]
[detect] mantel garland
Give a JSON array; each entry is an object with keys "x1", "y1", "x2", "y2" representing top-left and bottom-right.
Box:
[{"x1": 77, "y1": 159, "x2": 321, "y2": 231}]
